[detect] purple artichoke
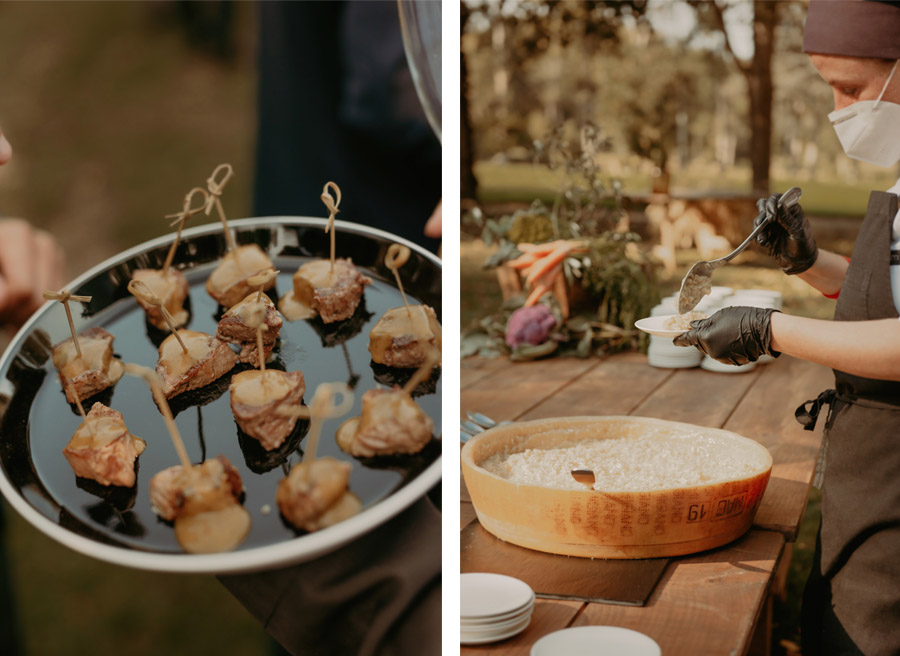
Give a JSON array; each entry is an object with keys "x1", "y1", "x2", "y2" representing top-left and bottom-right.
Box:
[{"x1": 506, "y1": 305, "x2": 557, "y2": 349}]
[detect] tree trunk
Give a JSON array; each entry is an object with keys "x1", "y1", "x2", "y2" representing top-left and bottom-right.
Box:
[
  {"x1": 460, "y1": 3, "x2": 478, "y2": 200},
  {"x1": 747, "y1": 1, "x2": 775, "y2": 195}
]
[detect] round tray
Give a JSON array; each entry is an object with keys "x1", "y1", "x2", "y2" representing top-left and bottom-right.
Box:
[
  {"x1": 0, "y1": 217, "x2": 441, "y2": 574},
  {"x1": 461, "y1": 416, "x2": 771, "y2": 559}
]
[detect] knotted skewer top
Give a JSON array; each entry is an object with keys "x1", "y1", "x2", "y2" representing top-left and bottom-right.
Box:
[
  {"x1": 162, "y1": 187, "x2": 209, "y2": 273},
  {"x1": 384, "y1": 243, "x2": 412, "y2": 317},
  {"x1": 205, "y1": 163, "x2": 236, "y2": 253},
  {"x1": 127, "y1": 279, "x2": 188, "y2": 354},
  {"x1": 43, "y1": 289, "x2": 92, "y2": 359},
  {"x1": 277, "y1": 382, "x2": 354, "y2": 462},
  {"x1": 320, "y1": 181, "x2": 341, "y2": 274},
  {"x1": 248, "y1": 269, "x2": 279, "y2": 303}
]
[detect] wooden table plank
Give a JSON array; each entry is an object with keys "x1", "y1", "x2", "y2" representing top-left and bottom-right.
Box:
[
  {"x1": 725, "y1": 356, "x2": 830, "y2": 540},
  {"x1": 461, "y1": 358, "x2": 598, "y2": 423},
  {"x1": 571, "y1": 530, "x2": 785, "y2": 656},
  {"x1": 519, "y1": 352, "x2": 673, "y2": 420},
  {"x1": 461, "y1": 501, "x2": 477, "y2": 530},
  {"x1": 632, "y1": 365, "x2": 762, "y2": 427},
  {"x1": 462, "y1": 357, "x2": 516, "y2": 389}
]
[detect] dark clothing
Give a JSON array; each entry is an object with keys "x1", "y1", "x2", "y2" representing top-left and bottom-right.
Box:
[
  {"x1": 219, "y1": 496, "x2": 441, "y2": 656},
  {"x1": 801, "y1": 191, "x2": 900, "y2": 656},
  {"x1": 253, "y1": 1, "x2": 441, "y2": 251}
]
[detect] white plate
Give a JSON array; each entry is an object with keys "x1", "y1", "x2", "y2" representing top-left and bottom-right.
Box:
[
  {"x1": 701, "y1": 356, "x2": 756, "y2": 374},
  {"x1": 634, "y1": 315, "x2": 691, "y2": 338},
  {"x1": 461, "y1": 614, "x2": 532, "y2": 645},
  {"x1": 531, "y1": 626, "x2": 661, "y2": 656},
  {"x1": 462, "y1": 607, "x2": 533, "y2": 629},
  {"x1": 460, "y1": 573, "x2": 535, "y2": 619}
]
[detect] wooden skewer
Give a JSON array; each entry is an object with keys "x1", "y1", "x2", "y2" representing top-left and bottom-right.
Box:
[
  {"x1": 43, "y1": 289, "x2": 92, "y2": 359},
  {"x1": 385, "y1": 244, "x2": 412, "y2": 317},
  {"x1": 64, "y1": 379, "x2": 94, "y2": 435},
  {"x1": 127, "y1": 280, "x2": 188, "y2": 354},
  {"x1": 162, "y1": 187, "x2": 209, "y2": 273},
  {"x1": 205, "y1": 163, "x2": 236, "y2": 253},
  {"x1": 276, "y1": 382, "x2": 354, "y2": 462},
  {"x1": 402, "y1": 351, "x2": 438, "y2": 396},
  {"x1": 247, "y1": 269, "x2": 279, "y2": 303},
  {"x1": 320, "y1": 182, "x2": 341, "y2": 274},
  {"x1": 124, "y1": 363, "x2": 192, "y2": 471},
  {"x1": 243, "y1": 302, "x2": 269, "y2": 378}
]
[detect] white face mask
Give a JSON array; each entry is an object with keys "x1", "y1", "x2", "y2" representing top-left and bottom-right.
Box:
[{"x1": 829, "y1": 60, "x2": 900, "y2": 168}]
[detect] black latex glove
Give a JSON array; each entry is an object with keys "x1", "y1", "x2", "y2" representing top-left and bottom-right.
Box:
[
  {"x1": 754, "y1": 193, "x2": 818, "y2": 275},
  {"x1": 673, "y1": 306, "x2": 781, "y2": 366}
]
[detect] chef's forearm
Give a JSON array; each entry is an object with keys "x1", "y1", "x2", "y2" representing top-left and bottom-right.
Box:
[
  {"x1": 795, "y1": 249, "x2": 849, "y2": 296},
  {"x1": 770, "y1": 313, "x2": 900, "y2": 381}
]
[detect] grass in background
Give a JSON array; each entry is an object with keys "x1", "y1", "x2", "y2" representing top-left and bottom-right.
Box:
[{"x1": 473, "y1": 161, "x2": 894, "y2": 218}]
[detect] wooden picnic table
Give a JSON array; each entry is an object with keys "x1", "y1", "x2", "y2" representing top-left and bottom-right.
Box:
[{"x1": 460, "y1": 352, "x2": 831, "y2": 656}]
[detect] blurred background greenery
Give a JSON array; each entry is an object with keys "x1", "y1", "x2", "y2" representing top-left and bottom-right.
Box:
[{"x1": 0, "y1": 2, "x2": 270, "y2": 654}]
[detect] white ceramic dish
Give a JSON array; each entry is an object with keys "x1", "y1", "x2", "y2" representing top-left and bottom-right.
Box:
[
  {"x1": 461, "y1": 614, "x2": 532, "y2": 645},
  {"x1": 634, "y1": 315, "x2": 691, "y2": 338},
  {"x1": 531, "y1": 626, "x2": 661, "y2": 656},
  {"x1": 460, "y1": 572, "x2": 535, "y2": 619}
]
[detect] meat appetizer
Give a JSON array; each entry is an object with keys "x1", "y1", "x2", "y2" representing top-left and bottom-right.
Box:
[
  {"x1": 131, "y1": 268, "x2": 190, "y2": 331},
  {"x1": 279, "y1": 258, "x2": 371, "y2": 323},
  {"x1": 230, "y1": 369, "x2": 305, "y2": 451},
  {"x1": 216, "y1": 292, "x2": 282, "y2": 366},
  {"x1": 130, "y1": 187, "x2": 208, "y2": 330},
  {"x1": 368, "y1": 304, "x2": 442, "y2": 369},
  {"x1": 155, "y1": 329, "x2": 238, "y2": 399},
  {"x1": 206, "y1": 244, "x2": 277, "y2": 309},
  {"x1": 276, "y1": 457, "x2": 361, "y2": 532},
  {"x1": 63, "y1": 402, "x2": 146, "y2": 487},
  {"x1": 336, "y1": 387, "x2": 433, "y2": 458},
  {"x1": 52, "y1": 326, "x2": 125, "y2": 404},
  {"x1": 149, "y1": 455, "x2": 251, "y2": 554}
]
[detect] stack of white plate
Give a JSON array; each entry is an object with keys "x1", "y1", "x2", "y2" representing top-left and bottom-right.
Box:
[
  {"x1": 531, "y1": 626, "x2": 661, "y2": 656},
  {"x1": 648, "y1": 335, "x2": 703, "y2": 369},
  {"x1": 460, "y1": 573, "x2": 535, "y2": 645}
]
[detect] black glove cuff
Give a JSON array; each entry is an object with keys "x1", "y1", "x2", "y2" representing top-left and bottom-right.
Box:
[{"x1": 781, "y1": 248, "x2": 818, "y2": 276}]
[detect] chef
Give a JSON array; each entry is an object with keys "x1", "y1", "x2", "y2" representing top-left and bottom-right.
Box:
[{"x1": 675, "y1": 1, "x2": 900, "y2": 653}]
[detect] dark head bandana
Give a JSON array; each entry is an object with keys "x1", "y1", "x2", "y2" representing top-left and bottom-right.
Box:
[{"x1": 804, "y1": 0, "x2": 900, "y2": 59}]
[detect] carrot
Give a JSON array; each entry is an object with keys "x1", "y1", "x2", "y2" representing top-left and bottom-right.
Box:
[
  {"x1": 524, "y1": 279, "x2": 553, "y2": 307},
  {"x1": 507, "y1": 253, "x2": 538, "y2": 270},
  {"x1": 525, "y1": 245, "x2": 571, "y2": 285},
  {"x1": 553, "y1": 272, "x2": 569, "y2": 319}
]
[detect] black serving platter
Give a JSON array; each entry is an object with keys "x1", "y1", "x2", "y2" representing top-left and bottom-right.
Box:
[{"x1": 0, "y1": 217, "x2": 441, "y2": 573}]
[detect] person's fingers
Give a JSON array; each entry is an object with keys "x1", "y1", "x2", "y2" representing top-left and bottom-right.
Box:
[
  {"x1": 0, "y1": 128, "x2": 12, "y2": 166},
  {"x1": 33, "y1": 229, "x2": 64, "y2": 298},
  {"x1": 672, "y1": 330, "x2": 696, "y2": 348},
  {"x1": 424, "y1": 200, "x2": 442, "y2": 238},
  {"x1": 0, "y1": 220, "x2": 37, "y2": 319}
]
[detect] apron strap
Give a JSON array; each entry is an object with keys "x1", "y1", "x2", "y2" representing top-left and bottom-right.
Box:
[{"x1": 795, "y1": 389, "x2": 838, "y2": 431}]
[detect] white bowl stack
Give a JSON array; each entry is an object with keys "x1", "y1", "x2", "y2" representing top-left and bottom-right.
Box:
[
  {"x1": 460, "y1": 573, "x2": 535, "y2": 645},
  {"x1": 647, "y1": 287, "x2": 783, "y2": 371}
]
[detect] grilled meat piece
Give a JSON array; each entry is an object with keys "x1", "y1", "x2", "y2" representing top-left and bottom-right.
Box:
[
  {"x1": 155, "y1": 330, "x2": 238, "y2": 399},
  {"x1": 216, "y1": 293, "x2": 282, "y2": 366},
  {"x1": 276, "y1": 457, "x2": 360, "y2": 532},
  {"x1": 281, "y1": 259, "x2": 371, "y2": 324},
  {"x1": 149, "y1": 455, "x2": 243, "y2": 522},
  {"x1": 230, "y1": 369, "x2": 305, "y2": 451},
  {"x1": 336, "y1": 387, "x2": 433, "y2": 458},
  {"x1": 51, "y1": 326, "x2": 125, "y2": 404},
  {"x1": 131, "y1": 268, "x2": 190, "y2": 330},
  {"x1": 368, "y1": 305, "x2": 442, "y2": 368},
  {"x1": 63, "y1": 403, "x2": 146, "y2": 487},
  {"x1": 206, "y1": 244, "x2": 276, "y2": 308}
]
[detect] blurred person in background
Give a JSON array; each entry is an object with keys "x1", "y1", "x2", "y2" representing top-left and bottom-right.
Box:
[
  {"x1": 220, "y1": 3, "x2": 441, "y2": 655},
  {"x1": 0, "y1": 123, "x2": 65, "y2": 656},
  {"x1": 675, "y1": 1, "x2": 900, "y2": 653}
]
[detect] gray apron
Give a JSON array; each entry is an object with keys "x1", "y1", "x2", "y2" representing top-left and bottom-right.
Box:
[{"x1": 799, "y1": 191, "x2": 900, "y2": 655}]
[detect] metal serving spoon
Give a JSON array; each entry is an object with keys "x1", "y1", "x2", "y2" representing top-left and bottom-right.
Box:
[
  {"x1": 571, "y1": 468, "x2": 596, "y2": 488},
  {"x1": 676, "y1": 186, "x2": 802, "y2": 315}
]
